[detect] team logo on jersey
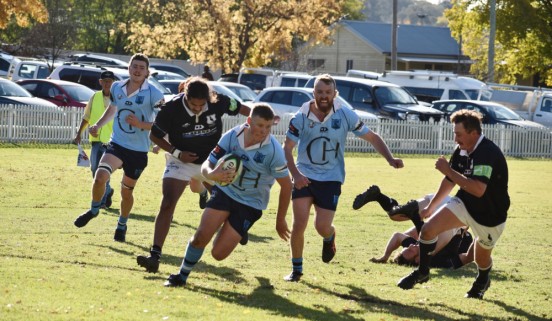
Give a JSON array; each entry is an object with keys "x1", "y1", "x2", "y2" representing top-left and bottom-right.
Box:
[
  {"x1": 136, "y1": 96, "x2": 144, "y2": 104},
  {"x1": 117, "y1": 94, "x2": 123, "y2": 100},
  {"x1": 309, "y1": 120, "x2": 315, "y2": 128},
  {"x1": 253, "y1": 151, "x2": 266, "y2": 163},
  {"x1": 331, "y1": 119, "x2": 341, "y2": 129},
  {"x1": 206, "y1": 114, "x2": 217, "y2": 125}
]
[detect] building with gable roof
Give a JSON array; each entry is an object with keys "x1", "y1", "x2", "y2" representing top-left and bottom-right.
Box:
[{"x1": 303, "y1": 20, "x2": 471, "y2": 75}]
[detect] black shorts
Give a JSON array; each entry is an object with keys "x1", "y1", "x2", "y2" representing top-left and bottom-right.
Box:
[
  {"x1": 292, "y1": 179, "x2": 341, "y2": 211},
  {"x1": 106, "y1": 142, "x2": 148, "y2": 180},
  {"x1": 207, "y1": 186, "x2": 262, "y2": 238}
]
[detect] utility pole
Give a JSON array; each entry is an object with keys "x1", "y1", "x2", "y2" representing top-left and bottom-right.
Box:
[
  {"x1": 488, "y1": 0, "x2": 496, "y2": 82},
  {"x1": 391, "y1": 0, "x2": 398, "y2": 70}
]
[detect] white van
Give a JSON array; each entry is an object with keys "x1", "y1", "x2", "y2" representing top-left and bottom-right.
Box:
[
  {"x1": 237, "y1": 67, "x2": 275, "y2": 92},
  {"x1": 352, "y1": 70, "x2": 493, "y2": 104},
  {"x1": 272, "y1": 71, "x2": 312, "y2": 87},
  {"x1": 9, "y1": 60, "x2": 52, "y2": 81}
]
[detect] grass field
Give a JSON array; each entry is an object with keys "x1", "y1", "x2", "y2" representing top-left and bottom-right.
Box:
[{"x1": 1, "y1": 145, "x2": 551, "y2": 321}]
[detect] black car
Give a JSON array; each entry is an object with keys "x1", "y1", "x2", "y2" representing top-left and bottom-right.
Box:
[
  {"x1": 305, "y1": 76, "x2": 443, "y2": 122},
  {"x1": 431, "y1": 100, "x2": 545, "y2": 128}
]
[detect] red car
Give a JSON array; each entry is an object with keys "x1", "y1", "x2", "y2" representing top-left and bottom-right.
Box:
[{"x1": 16, "y1": 79, "x2": 95, "y2": 108}]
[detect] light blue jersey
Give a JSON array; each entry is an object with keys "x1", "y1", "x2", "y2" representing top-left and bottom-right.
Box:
[
  {"x1": 209, "y1": 123, "x2": 289, "y2": 210},
  {"x1": 286, "y1": 100, "x2": 370, "y2": 183},
  {"x1": 109, "y1": 80, "x2": 164, "y2": 152}
]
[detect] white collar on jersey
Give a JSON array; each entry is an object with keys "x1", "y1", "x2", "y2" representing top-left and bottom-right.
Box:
[
  {"x1": 120, "y1": 79, "x2": 149, "y2": 98},
  {"x1": 298, "y1": 99, "x2": 343, "y2": 122},
  {"x1": 459, "y1": 134, "x2": 485, "y2": 156}
]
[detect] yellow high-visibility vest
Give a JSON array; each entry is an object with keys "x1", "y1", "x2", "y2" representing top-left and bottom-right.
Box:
[{"x1": 89, "y1": 91, "x2": 113, "y2": 143}]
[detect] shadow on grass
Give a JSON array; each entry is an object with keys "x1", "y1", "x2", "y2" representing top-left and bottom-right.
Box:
[
  {"x1": 192, "y1": 276, "x2": 365, "y2": 321},
  {"x1": 305, "y1": 282, "x2": 483, "y2": 321}
]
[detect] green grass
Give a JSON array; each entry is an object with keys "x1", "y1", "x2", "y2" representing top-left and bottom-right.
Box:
[{"x1": 0, "y1": 146, "x2": 551, "y2": 321}]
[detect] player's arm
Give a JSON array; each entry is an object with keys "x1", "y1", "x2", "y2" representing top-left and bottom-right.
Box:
[
  {"x1": 200, "y1": 157, "x2": 234, "y2": 184},
  {"x1": 435, "y1": 155, "x2": 487, "y2": 197},
  {"x1": 360, "y1": 131, "x2": 403, "y2": 169},
  {"x1": 283, "y1": 137, "x2": 310, "y2": 189},
  {"x1": 74, "y1": 97, "x2": 93, "y2": 144},
  {"x1": 89, "y1": 103, "x2": 116, "y2": 136},
  {"x1": 238, "y1": 103, "x2": 251, "y2": 116},
  {"x1": 371, "y1": 232, "x2": 409, "y2": 263},
  {"x1": 275, "y1": 175, "x2": 292, "y2": 241}
]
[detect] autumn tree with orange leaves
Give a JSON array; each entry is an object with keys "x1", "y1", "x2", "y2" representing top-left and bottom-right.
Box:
[
  {"x1": 127, "y1": 0, "x2": 345, "y2": 72},
  {"x1": 0, "y1": 0, "x2": 48, "y2": 29}
]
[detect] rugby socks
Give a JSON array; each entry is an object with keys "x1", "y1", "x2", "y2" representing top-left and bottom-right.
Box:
[
  {"x1": 90, "y1": 200, "x2": 102, "y2": 215},
  {"x1": 150, "y1": 245, "x2": 162, "y2": 261},
  {"x1": 476, "y1": 263, "x2": 492, "y2": 284},
  {"x1": 292, "y1": 257, "x2": 303, "y2": 274},
  {"x1": 116, "y1": 216, "x2": 128, "y2": 230},
  {"x1": 178, "y1": 241, "x2": 204, "y2": 283},
  {"x1": 376, "y1": 194, "x2": 398, "y2": 212},
  {"x1": 323, "y1": 233, "x2": 335, "y2": 243},
  {"x1": 418, "y1": 237, "x2": 437, "y2": 275}
]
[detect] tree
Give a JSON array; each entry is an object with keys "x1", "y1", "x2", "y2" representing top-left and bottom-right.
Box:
[
  {"x1": 0, "y1": 0, "x2": 48, "y2": 29},
  {"x1": 446, "y1": 0, "x2": 552, "y2": 86},
  {"x1": 127, "y1": 0, "x2": 344, "y2": 72}
]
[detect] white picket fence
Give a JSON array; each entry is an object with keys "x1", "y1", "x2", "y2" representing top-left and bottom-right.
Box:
[{"x1": 1, "y1": 105, "x2": 551, "y2": 158}]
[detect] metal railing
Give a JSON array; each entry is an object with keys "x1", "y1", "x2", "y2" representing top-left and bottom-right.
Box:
[{"x1": 1, "y1": 105, "x2": 551, "y2": 158}]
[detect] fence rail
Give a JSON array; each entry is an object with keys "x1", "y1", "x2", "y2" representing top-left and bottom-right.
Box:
[{"x1": 1, "y1": 105, "x2": 551, "y2": 158}]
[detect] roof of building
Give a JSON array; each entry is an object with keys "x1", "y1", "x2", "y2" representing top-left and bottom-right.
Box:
[{"x1": 341, "y1": 20, "x2": 460, "y2": 57}]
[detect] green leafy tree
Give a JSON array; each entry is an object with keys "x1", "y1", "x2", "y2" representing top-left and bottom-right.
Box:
[
  {"x1": 446, "y1": 0, "x2": 552, "y2": 85},
  {"x1": 127, "y1": 0, "x2": 344, "y2": 72}
]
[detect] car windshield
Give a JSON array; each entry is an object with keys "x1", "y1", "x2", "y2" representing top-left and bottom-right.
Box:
[
  {"x1": 211, "y1": 84, "x2": 242, "y2": 102},
  {"x1": 489, "y1": 105, "x2": 524, "y2": 121},
  {"x1": 0, "y1": 81, "x2": 32, "y2": 97},
  {"x1": 374, "y1": 86, "x2": 417, "y2": 105},
  {"x1": 148, "y1": 76, "x2": 171, "y2": 94},
  {"x1": 226, "y1": 85, "x2": 257, "y2": 102},
  {"x1": 62, "y1": 84, "x2": 94, "y2": 102},
  {"x1": 466, "y1": 89, "x2": 493, "y2": 101}
]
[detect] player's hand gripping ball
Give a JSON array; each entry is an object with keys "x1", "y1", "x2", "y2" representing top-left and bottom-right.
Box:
[{"x1": 216, "y1": 153, "x2": 243, "y2": 186}]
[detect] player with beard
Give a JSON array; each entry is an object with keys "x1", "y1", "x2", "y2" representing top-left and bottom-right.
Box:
[{"x1": 282, "y1": 74, "x2": 404, "y2": 282}]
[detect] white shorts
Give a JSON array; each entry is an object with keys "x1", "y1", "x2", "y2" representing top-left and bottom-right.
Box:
[
  {"x1": 445, "y1": 196, "x2": 505, "y2": 250},
  {"x1": 162, "y1": 153, "x2": 211, "y2": 183}
]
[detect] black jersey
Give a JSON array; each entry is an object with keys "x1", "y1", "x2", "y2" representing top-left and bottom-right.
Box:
[
  {"x1": 151, "y1": 93, "x2": 242, "y2": 164},
  {"x1": 448, "y1": 137, "x2": 510, "y2": 227}
]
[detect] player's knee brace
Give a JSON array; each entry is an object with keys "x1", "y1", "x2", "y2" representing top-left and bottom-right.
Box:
[
  {"x1": 97, "y1": 162, "x2": 113, "y2": 174},
  {"x1": 121, "y1": 182, "x2": 134, "y2": 190}
]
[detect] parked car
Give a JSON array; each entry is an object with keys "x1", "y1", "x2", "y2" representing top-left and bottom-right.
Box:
[
  {"x1": 305, "y1": 76, "x2": 443, "y2": 122},
  {"x1": 159, "y1": 79, "x2": 184, "y2": 94},
  {"x1": 0, "y1": 52, "x2": 16, "y2": 78},
  {"x1": 209, "y1": 81, "x2": 246, "y2": 103},
  {"x1": 218, "y1": 73, "x2": 238, "y2": 83},
  {"x1": 9, "y1": 60, "x2": 52, "y2": 81},
  {"x1": 272, "y1": 72, "x2": 312, "y2": 87},
  {"x1": 17, "y1": 79, "x2": 94, "y2": 108},
  {"x1": 253, "y1": 87, "x2": 378, "y2": 120},
  {"x1": 149, "y1": 63, "x2": 190, "y2": 78},
  {"x1": 431, "y1": 100, "x2": 546, "y2": 128},
  {"x1": 68, "y1": 53, "x2": 128, "y2": 66},
  {"x1": 49, "y1": 63, "x2": 174, "y2": 101},
  {"x1": 217, "y1": 81, "x2": 257, "y2": 102},
  {"x1": 151, "y1": 70, "x2": 186, "y2": 81},
  {"x1": 0, "y1": 78, "x2": 58, "y2": 108}
]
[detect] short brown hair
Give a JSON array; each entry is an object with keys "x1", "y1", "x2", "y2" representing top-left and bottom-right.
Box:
[
  {"x1": 450, "y1": 109, "x2": 483, "y2": 135},
  {"x1": 250, "y1": 103, "x2": 275, "y2": 121},
  {"x1": 314, "y1": 74, "x2": 336, "y2": 90},
  {"x1": 130, "y1": 53, "x2": 150, "y2": 69}
]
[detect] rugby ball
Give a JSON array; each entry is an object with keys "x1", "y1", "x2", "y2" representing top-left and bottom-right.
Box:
[{"x1": 215, "y1": 153, "x2": 243, "y2": 186}]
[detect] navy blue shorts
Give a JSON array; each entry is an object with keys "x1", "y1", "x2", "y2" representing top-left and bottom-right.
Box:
[
  {"x1": 105, "y1": 142, "x2": 148, "y2": 180},
  {"x1": 206, "y1": 186, "x2": 262, "y2": 238},
  {"x1": 292, "y1": 179, "x2": 341, "y2": 211}
]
